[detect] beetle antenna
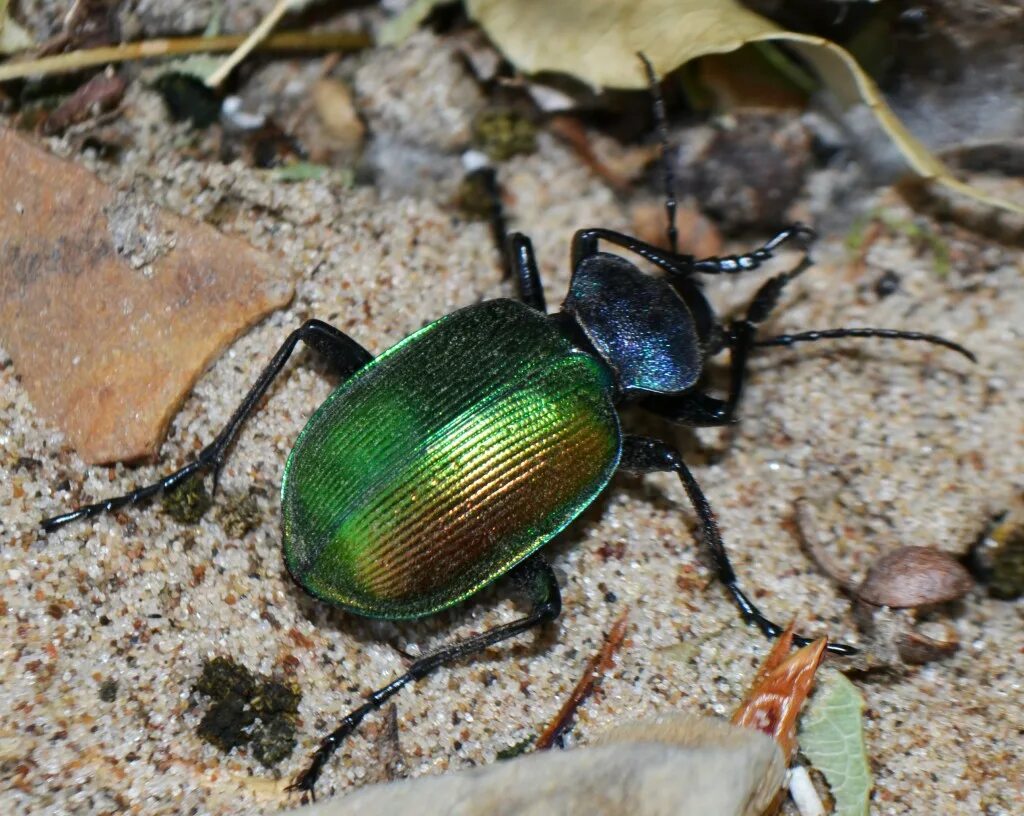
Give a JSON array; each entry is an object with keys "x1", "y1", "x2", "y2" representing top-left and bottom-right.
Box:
[
  {"x1": 639, "y1": 52, "x2": 678, "y2": 254},
  {"x1": 756, "y1": 328, "x2": 976, "y2": 362}
]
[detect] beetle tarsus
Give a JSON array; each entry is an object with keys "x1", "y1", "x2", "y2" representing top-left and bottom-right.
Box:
[
  {"x1": 692, "y1": 223, "x2": 815, "y2": 275},
  {"x1": 620, "y1": 434, "x2": 857, "y2": 656}
]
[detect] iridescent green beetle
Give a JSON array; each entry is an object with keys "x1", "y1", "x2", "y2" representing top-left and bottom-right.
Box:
[{"x1": 41, "y1": 92, "x2": 974, "y2": 799}]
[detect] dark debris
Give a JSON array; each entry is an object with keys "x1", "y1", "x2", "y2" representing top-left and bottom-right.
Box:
[{"x1": 192, "y1": 657, "x2": 301, "y2": 768}]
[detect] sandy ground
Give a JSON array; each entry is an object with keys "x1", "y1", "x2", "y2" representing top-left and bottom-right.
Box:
[{"x1": 1, "y1": 27, "x2": 1023, "y2": 816}]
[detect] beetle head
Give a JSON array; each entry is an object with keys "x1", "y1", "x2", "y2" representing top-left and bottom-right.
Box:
[{"x1": 562, "y1": 252, "x2": 704, "y2": 396}]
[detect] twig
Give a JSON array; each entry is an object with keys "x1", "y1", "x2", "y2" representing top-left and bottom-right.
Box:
[
  {"x1": 206, "y1": 0, "x2": 293, "y2": 88},
  {"x1": 535, "y1": 607, "x2": 629, "y2": 751},
  {"x1": 0, "y1": 30, "x2": 370, "y2": 83}
]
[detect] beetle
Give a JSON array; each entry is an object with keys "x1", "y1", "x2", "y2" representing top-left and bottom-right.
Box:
[{"x1": 40, "y1": 62, "x2": 974, "y2": 795}]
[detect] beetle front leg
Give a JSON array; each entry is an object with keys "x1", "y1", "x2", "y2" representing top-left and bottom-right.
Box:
[
  {"x1": 691, "y1": 224, "x2": 815, "y2": 274},
  {"x1": 619, "y1": 434, "x2": 856, "y2": 656},
  {"x1": 289, "y1": 554, "x2": 561, "y2": 799},
  {"x1": 506, "y1": 232, "x2": 548, "y2": 312},
  {"x1": 40, "y1": 320, "x2": 373, "y2": 531}
]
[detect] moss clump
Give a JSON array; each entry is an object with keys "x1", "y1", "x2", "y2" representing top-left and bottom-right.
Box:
[
  {"x1": 161, "y1": 473, "x2": 213, "y2": 524},
  {"x1": 252, "y1": 717, "x2": 298, "y2": 767},
  {"x1": 218, "y1": 492, "x2": 263, "y2": 538},
  {"x1": 989, "y1": 520, "x2": 1024, "y2": 600},
  {"x1": 472, "y1": 108, "x2": 537, "y2": 162},
  {"x1": 455, "y1": 168, "x2": 498, "y2": 222},
  {"x1": 194, "y1": 656, "x2": 256, "y2": 701},
  {"x1": 496, "y1": 735, "x2": 535, "y2": 760},
  {"x1": 192, "y1": 657, "x2": 302, "y2": 768},
  {"x1": 250, "y1": 678, "x2": 300, "y2": 718},
  {"x1": 198, "y1": 697, "x2": 256, "y2": 752}
]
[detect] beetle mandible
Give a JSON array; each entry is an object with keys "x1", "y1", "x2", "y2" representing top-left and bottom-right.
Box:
[{"x1": 41, "y1": 58, "x2": 974, "y2": 795}]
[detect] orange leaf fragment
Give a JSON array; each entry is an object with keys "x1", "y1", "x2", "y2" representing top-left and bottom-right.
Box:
[{"x1": 731, "y1": 623, "x2": 827, "y2": 761}]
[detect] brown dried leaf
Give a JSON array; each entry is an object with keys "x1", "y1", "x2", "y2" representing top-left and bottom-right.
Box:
[
  {"x1": 42, "y1": 70, "x2": 126, "y2": 134},
  {"x1": 0, "y1": 129, "x2": 294, "y2": 463}
]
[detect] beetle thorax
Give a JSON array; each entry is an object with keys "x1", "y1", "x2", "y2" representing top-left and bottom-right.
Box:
[{"x1": 561, "y1": 253, "x2": 703, "y2": 396}]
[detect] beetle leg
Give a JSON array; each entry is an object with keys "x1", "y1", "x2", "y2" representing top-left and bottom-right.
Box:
[
  {"x1": 691, "y1": 224, "x2": 816, "y2": 274},
  {"x1": 506, "y1": 232, "x2": 548, "y2": 312},
  {"x1": 618, "y1": 434, "x2": 857, "y2": 657},
  {"x1": 288, "y1": 554, "x2": 561, "y2": 798},
  {"x1": 469, "y1": 166, "x2": 548, "y2": 312},
  {"x1": 40, "y1": 320, "x2": 373, "y2": 532},
  {"x1": 571, "y1": 227, "x2": 696, "y2": 276}
]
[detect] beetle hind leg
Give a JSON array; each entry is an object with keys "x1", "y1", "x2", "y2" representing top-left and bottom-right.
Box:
[
  {"x1": 619, "y1": 434, "x2": 856, "y2": 656},
  {"x1": 289, "y1": 554, "x2": 561, "y2": 799},
  {"x1": 40, "y1": 320, "x2": 373, "y2": 532}
]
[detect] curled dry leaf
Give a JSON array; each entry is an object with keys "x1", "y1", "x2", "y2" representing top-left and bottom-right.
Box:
[
  {"x1": 311, "y1": 78, "x2": 366, "y2": 155},
  {"x1": 858, "y1": 546, "x2": 973, "y2": 608},
  {"x1": 731, "y1": 623, "x2": 827, "y2": 762},
  {"x1": 464, "y1": 0, "x2": 1024, "y2": 216}
]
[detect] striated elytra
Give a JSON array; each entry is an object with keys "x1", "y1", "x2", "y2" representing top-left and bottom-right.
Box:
[{"x1": 281, "y1": 299, "x2": 620, "y2": 619}]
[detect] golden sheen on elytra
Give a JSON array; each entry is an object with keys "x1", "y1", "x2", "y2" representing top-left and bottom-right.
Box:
[{"x1": 281, "y1": 300, "x2": 622, "y2": 619}]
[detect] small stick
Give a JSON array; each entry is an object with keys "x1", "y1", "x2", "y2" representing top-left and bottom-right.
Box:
[
  {"x1": 0, "y1": 30, "x2": 370, "y2": 83},
  {"x1": 535, "y1": 607, "x2": 630, "y2": 751},
  {"x1": 206, "y1": 0, "x2": 293, "y2": 88}
]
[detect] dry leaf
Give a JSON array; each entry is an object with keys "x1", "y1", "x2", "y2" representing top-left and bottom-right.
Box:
[
  {"x1": 731, "y1": 623, "x2": 827, "y2": 761},
  {"x1": 0, "y1": 0, "x2": 33, "y2": 55},
  {"x1": 464, "y1": 0, "x2": 1024, "y2": 216}
]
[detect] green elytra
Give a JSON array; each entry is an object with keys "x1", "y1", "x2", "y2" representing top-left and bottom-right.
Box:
[{"x1": 281, "y1": 299, "x2": 621, "y2": 619}]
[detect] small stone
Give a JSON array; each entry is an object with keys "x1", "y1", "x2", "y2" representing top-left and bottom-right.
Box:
[
  {"x1": 896, "y1": 628, "x2": 959, "y2": 665},
  {"x1": 98, "y1": 679, "x2": 118, "y2": 702},
  {"x1": 858, "y1": 546, "x2": 973, "y2": 608},
  {"x1": 676, "y1": 112, "x2": 812, "y2": 233},
  {"x1": 0, "y1": 129, "x2": 294, "y2": 464}
]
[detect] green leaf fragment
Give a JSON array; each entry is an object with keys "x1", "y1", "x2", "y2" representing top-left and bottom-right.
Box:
[
  {"x1": 799, "y1": 669, "x2": 872, "y2": 816},
  {"x1": 273, "y1": 162, "x2": 330, "y2": 182}
]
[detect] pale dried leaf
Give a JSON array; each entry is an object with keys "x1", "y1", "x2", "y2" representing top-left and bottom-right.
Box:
[
  {"x1": 379, "y1": 0, "x2": 452, "y2": 46},
  {"x1": 799, "y1": 670, "x2": 872, "y2": 816},
  {"x1": 0, "y1": 0, "x2": 33, "y2": 55},
  {"x1": 464, "y1": 0, "x2": 1024, "y2": 215}
]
